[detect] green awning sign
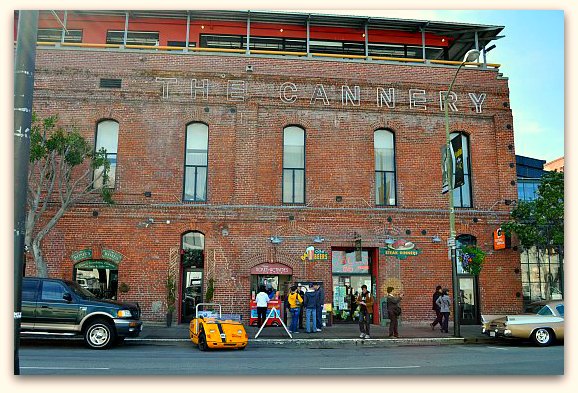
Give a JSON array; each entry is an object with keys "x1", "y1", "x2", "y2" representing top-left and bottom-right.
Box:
[
  {"x1": 71, "y1": 249, "x2": 92, "y2": 262},
  {"x1": 379, "y1": 247, "x2": 422, "y2": 260},
  {"x1": 101, "y1": 249, "x2": 123, "y2": 263},
  {"x1": 76, "y1": 260, "x2": 118, "y2": 270}
]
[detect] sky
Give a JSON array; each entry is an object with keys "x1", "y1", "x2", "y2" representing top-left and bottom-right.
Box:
[{"x1": 307, "y1": 10, "x2": 565, "y2": 163}]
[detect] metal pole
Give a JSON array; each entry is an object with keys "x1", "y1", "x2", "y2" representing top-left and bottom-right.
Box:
[
  {"x1": 14, "y1": 10, "x2": 39, "y2": 375},
  {"x1": 445, "y1": 62, "x2": 465, "y2": 338},
  {"x1": 246, "y1": 11, "x2": 250, "y2": 55}
]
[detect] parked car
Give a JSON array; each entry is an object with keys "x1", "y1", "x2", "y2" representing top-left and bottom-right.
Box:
[
  {"x1": 189, "y1": 303, "x2": 247, "y2": 351},
  {"x1": 21, "y1": 277, "x2": 142, "y2": 349},
  {"x1": 481, "y1": 300, "x2": 564, "y2": 346}
]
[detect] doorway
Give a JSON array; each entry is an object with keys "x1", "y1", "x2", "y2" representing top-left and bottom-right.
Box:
[
  {"x1": 181, "y1": 269, "x2": 203, "y2": 323},
  {"x1": 73, "y1": 260, "x2": 118, "y2": 300},
  {"x1": 458, "y1": 276, "x2": 479, "y2": 325}
]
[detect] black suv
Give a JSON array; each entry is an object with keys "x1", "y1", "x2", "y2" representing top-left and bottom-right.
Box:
[{"x1": 21, "y1": 277, "x2": 142, "y2": 349}]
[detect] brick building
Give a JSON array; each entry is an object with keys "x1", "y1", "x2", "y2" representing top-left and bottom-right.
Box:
[{"x1": 18, "y1": 10, "x2": 521, "y2": 325}]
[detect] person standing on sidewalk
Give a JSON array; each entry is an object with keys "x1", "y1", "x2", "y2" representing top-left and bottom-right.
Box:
[
  {"x1": 386, "y1": 286, "x2": 403, "y2": 338},
  {"x1": 436, "y1": 288, "x2": 451, "y2": 333},
  {"x1": 298, "y1": 286, "x2": 306, "y2": 330},
  {"x1": 314, "y1": 283, "x2": 324, "y2": 332},
  {"x1": 304, "y1": 284, "x2": 318, "y2": 333},
  {"x1": 430, "y1": 285, "x2": 443, "y2": 330},
  {"x1": 255, "y1": 285, "x2": 269, "y2": 328},
  {"x1": 356, "y1": 284, "x2": 374, "y2": 339},
  {"x1": 287, "y1": 285, "x2": 303, "y2": 334}
]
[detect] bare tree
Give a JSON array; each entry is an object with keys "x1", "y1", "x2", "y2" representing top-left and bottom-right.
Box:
[{"x1": 25, "y1": 114, "x2": 112, "y2": 277}]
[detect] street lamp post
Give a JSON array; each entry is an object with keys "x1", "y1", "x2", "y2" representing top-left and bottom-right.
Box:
[{"x1": 444, "y1": 49, "x2": 480, "y2": 338}]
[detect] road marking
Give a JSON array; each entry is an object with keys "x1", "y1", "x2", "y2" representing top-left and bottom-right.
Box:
[
  {"x1": 487, "y1": 346, "x2": 509, "y2": 351},
  {"x1": 21, "y1": 367, "x2": 110, "y2": 370},
  {"x1": 320, "y1": 366, "x2": 421, "y2": 370}
]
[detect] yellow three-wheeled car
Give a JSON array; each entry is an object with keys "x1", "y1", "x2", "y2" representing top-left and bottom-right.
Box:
[{"x1": 189, "y1": 303, "x2": 248, "y2": 351}]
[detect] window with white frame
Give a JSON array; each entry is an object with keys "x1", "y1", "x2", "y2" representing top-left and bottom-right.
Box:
[
  {"x1": 451, "y1": 132, "x2": 472, "y2": 208},
  {"x1": 374, "y1": 129, "x2": 396, "y2": 206},
  {"x1": 94, "y1": 120, "x2": 119, "y2": 189},
  {"x1": 184, "y1": 123, "x2": 208, "y2": 202},
  {"x1": 283, "y1": 126, "x2": 305, "y2": 204}
]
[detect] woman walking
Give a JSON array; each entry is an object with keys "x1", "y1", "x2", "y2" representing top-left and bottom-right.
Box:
[{"x1": 436, "y1": 288, "x2": 451, "y2": 333}]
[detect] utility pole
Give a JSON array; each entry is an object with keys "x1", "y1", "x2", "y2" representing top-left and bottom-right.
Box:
[{"x1": 14, "y1": 10, "x2": 38, "y2": 375}]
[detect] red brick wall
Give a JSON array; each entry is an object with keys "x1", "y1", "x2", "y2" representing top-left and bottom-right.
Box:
[{"x1": 27, "y1": 47, "x2": 521, "y2": 323}]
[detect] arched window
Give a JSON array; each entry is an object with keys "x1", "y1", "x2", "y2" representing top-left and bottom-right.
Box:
[
  {"x1": 450, "y1": 132, "x2": 472, "y2": 207},
  {"x1": 184, "y1": 123, "x2": 208, "y2": 202},
  {"x1": 374, "y1": 129, "x2": 396, "y2": 206},
  {"x1": 181, "y1": 231, "x2": 205, "y2": 269},
  {"x1": 94, "y1": 120, "x2": 119, "y2": 189},
  {"x1": 283, "y1": 126, "x2": 305, "y2": 204}
]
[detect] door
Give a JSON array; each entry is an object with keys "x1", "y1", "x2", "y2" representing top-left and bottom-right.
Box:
[
  {"x1": 35, "y1": 280, "x2": 80, "y2": 331},
  {"x1": 458, "y1": 276, "x2": 479, "y2": 325},
  {"x1": 21, "y1": 278, "x2": 40, "y2": 330},
  {"x1": 181, "y1": 269, "x2": 203, "y2": 323}
]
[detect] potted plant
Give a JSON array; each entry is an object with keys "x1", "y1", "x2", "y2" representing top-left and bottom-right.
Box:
[
  {"x1": 205, "y1": 278, "x2": 214, "y2": 302},
  {"x1": 166, "y1": 274, "x2": 176, "y2": 327}
]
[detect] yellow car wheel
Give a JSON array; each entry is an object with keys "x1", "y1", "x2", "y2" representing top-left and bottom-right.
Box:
[{"x1": 198, "y1": 331, "x2": 208, "y2": 351}]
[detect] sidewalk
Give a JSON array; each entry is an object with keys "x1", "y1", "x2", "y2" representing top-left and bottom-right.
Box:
[{"x1": 131, "y1": 320, "x2": 493, "y2": 348}]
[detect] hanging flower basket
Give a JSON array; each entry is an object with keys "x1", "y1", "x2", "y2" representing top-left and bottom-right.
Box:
[{"x1": 460, "y1": 245, "x2": 486, "y2": 275}]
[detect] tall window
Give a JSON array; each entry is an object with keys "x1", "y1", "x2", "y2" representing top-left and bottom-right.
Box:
[
  {"x1": 283, "y1": 126, "x2": 305, "y2": 204},
  {"x1": 456, "y1": 234, "x2": 477, "y2": 274},
  {"x1": 94, "y1": 120, "x2": 119, "y2": 189},
  {"x1": 184, "y1": 123, "x2": 208, "y2": 202},
  {"x1": 451, "y1": 132, "x2": 472, "y2": 208},
  {"x1": 374, "y1": 129, "x2": 396, "y2": 206}
]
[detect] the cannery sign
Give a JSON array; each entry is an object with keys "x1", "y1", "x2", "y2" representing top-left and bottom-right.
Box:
[{"x1": 155, "y1": 78, "x2": 487, "y2": 113}]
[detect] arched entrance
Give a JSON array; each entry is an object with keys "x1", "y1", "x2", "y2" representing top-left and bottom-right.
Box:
[{"x1": 71, "y1": 248, "x2": 122, "y2": 300}]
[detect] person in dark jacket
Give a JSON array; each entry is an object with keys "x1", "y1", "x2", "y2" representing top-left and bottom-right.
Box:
[
  {"x1": 430, "y1": 285, "x2": 443, "y2": 330},
  {"x1": 356, "y1": 284, "x2": 374, "y2": 338},
  {"x1": 314, "y1": 283, "x2": 324, "y2": 332},
  {"x1": 303, "y1": 284, "x2": 319, "y2": 333},
  {"x1": 436, "y1": 288, "x2": 451, "y2": 333},
  {"x1": 386, "y1": 286, "x2": 403, "y2": 338},
  {"x1": 298, "y1": 286, "x2": 306, "y2": 329}
]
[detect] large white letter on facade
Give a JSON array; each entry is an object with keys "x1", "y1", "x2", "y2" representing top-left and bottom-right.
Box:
[
  {"x1": 439, "y1": 91, "x2": 458, "y2": 112},
  {"x1": 468, "y1": 93, "x2": 487, "y2": 113},
  {"x1": 280, "y1": 82, "x2": 298, "y2": 104},
  {"x1": 342, "y1": 85, "x2": 361, "y2": 106},
  {"x1": 190, "y1": 79, "x2": 209, "y2": 101},
  {"x1": 377, "y1": 87, "x2": 395, "y2": 108},
  {"x1": 155, "y1": 77, "x2": 178, "y2": 99},
  {"x1": 228, "y1": 80, "x2": 246, "y2": 102},
  {"x1": 310, "y1": 84, "x2": 330, "y2": 106},
  {"x1": 409, "y1": 89, "x2": 427, "y2": 110}
]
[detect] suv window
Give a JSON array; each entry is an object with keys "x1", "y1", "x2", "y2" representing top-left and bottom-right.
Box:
[
  {"x1": 22, "y1": 279, "x2": 39, "y2": 301},
  {"x1": 41, "y1": 281, "x2": 68, "y2": 301}
]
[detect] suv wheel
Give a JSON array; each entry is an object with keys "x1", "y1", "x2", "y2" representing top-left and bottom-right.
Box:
[
  {"x1": 532, "y1": 328, "x2": 555, "y2": 346},
  {"x1": 84, "y1": 319, "x2": 116, "y2": 349}
]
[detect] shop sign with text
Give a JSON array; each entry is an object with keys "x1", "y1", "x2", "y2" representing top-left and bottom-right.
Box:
[
  {"x1": 380, "y1": 239, "x2": 422, "y2": 260},
  {"x1": 300, "y1": 247, "x2": 329, "y2": 262}
]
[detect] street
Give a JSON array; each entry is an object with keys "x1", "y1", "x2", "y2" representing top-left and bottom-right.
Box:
[{"x1": 19, "y1": 340, "x2": 564, "y2": 375}]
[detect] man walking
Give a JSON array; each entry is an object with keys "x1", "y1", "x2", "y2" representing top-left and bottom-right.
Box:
[
  {"x1": 430, "y1": 285, "x2": 443, "y2": 330},
  {"x1": 356, "y1": 284, "x2": 374, "y2": 339},
  {"x1": 314, "y1": 283, "x2": 324, "y2": 332},
  {"x1": 304, "y1": 284, "x2": 318, "y2": 333},
  {"x1": 386, "y1": 286, "x2": 403, "y2": 338}
]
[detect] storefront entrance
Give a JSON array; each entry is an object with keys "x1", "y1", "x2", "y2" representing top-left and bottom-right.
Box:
[
  {"x1": 331, "y1": 249, "x2": 373, "y2": 323},
  {"x1": 181, "y1": 269, "x2": 203, "y2": 323},
  {"x1": 73, "y1": 260, "x2": 118, "y2": 300},
  {"x1": 249, "y1": 263, "x2": 292, "y2": 326},
  {"x1": 458, "y1": 276, "x2": 479, "y2": 325}
]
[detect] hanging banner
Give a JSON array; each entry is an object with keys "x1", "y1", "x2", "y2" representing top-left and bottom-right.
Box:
[
  {"x1": 493, "y1": 227, "x2": 506, "y2": 250},
  {"x1": 451, "y1": 135, "x2": 464, "y2": 188}
]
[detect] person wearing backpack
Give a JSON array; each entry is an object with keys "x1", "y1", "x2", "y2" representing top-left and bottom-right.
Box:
[
  {"x1": 386, "y1": 286, "x2": 403, "y2": 338},
  {"x1": 356, "y1": 284, "x2": 374, "y2": 339},
  {"x1": 436, "y1": 288, "x2": 451, "y2": 333},
  {"x1": 287, "y1": 285, "x2": 303, "y2": 334}
]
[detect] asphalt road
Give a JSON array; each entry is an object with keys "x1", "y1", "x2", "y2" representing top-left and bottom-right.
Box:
[{"x1": 19, "y1": 340, "x2": 564, "y2": 375}]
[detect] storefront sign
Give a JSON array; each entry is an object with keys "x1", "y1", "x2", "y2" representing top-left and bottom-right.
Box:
[
  {"x1": 250, "y1": 263, "x2": 293, "y2": 275},
  {"x1": 75, "y1": 260, "x2": 118, "y2": 270},
  {"x1": 101, "y1": 249, "x2": 123, "y2": 263},
  {"x1": 493, "y1": 227, "x2": 506, "y2": 250},
  {"x1": 380, "y1": 240, "x2": 422, "y2": 260},
  {"x1": 71, "y1": 249, "x2": 92, "y2": 262},
  {"x1": 300, "y1": 248, "x2": 329, "y2": 262}
]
